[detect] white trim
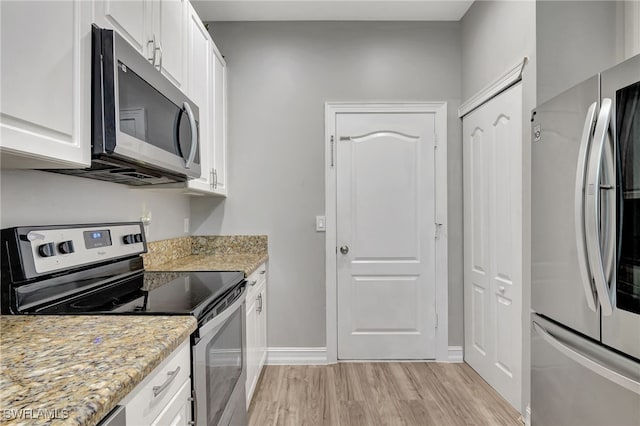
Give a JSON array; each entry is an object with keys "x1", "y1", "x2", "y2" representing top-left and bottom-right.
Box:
[
  {"x1": 324, "y1": 101, "x2": 449, "y2": 363},
  {"x1": 458, "y1": 57, "x2": 528, "y2": 118},
  {"x1": 266, "y1": 347, "x2": 328, "y2": 365},
  {"x1": 447, "y1": 346, "x2": 463, "y2": 363}
]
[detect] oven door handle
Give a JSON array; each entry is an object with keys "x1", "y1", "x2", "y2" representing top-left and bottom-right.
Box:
[{"x1": 198, "y1": 285, "x2": 247, "y2": 338}]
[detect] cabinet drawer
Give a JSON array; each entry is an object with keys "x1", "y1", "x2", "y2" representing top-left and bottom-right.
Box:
[
  {"x1": 122, "y1": 340, "x2": 190, "y2": 425},
  {"x1": 246, "y1": 263, "x2": 267, "y2": 300},
  {"x1": 150, "y1": 379, "x2": 192, "y2": 426}
]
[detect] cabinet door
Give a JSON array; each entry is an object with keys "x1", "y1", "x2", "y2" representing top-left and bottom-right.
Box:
[
  {"x1": 257, "y1": 285, "x2": 268, "y2": 371},
  {"x1": 150, "y1": 380, "x2": 192, "y2": 426},
  {"x1": 0, "y1": 0, "x2": 91, "y2": 169},
  {"x1": 212, "y1": 47, "x2": 228, "y2": 195},
  {"x1": 94, "y1": 0, "x2": 150, "y2": 57},
  {"x1": 155, "y1": 0, "x2": 187, "y2": 89},
  {"x1": 245, "y1": 295, "x2": 258, "y2": 405},
  {"x1": 185, "y1": 4, "x2": 213, "y2": 192}
]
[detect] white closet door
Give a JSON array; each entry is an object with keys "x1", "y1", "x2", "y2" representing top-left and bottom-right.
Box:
[{"x1": 463, "y1": 83, "x2": 523, "y2": 410}]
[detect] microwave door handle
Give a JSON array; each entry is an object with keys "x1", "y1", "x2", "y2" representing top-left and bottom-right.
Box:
[
  {"x1": 584, "y1": 98, "x2": 614, "y2": 316},
  {"x1": 574, "y1": 101, "x2": 598, "y2": 312},
  {"x1": 183, "y1": 101, "x2": 198, "y2": 169}
]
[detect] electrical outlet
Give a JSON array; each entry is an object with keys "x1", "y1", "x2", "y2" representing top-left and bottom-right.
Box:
[
  {"x1": 184, "y1": 218, "x2": 190, "y2": 233},
  {"x1": 316, "y1": 215, "x2": 326, "y2": 232}
]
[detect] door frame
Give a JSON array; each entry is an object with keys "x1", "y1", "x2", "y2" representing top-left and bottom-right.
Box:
[{"x1": 324, "y1": 102, "x2": 449, "y2": 363}]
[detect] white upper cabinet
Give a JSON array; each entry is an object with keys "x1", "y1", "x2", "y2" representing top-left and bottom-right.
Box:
[
  {"x1": 94, "y1": 0, "x2": 187, "y2": 90},
  {"x1": 152, "y1": 0, "x2": 187, "y2": 90},
  {"x1": 177, "y1": 7, "x2": 228, "y2": 196},
  {"x1": 93, "y1": 0, "x2": 150, "y2": 56},
  {"x1": 211, "y1": 46, "x2": 228, "y2": 196},
  {"x1": 0, "y1": 0, "x2": 92, "y2": 169},
  {"x1": 185, "y1": 3, "x2": 214, "y2": 192}
]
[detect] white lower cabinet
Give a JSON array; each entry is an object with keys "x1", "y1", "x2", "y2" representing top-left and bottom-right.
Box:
[
  {"x1": 246, "y1": 263, "x2": 268, "y2": 405},
  {"x1": 119, "y1": 340, "x2": 192, "y2": 426},
  {"x1": 150, "y1": 380, "x2": 192, "y2": 426}
]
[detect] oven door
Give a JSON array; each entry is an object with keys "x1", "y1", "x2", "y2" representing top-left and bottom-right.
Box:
[
  {"x1": 601, "y1": 54, "x2": 640, "y2": 360},
  {"x1": 193, "y1": 288, "x2": 247, "y2": 426},
  {"x1": 95, "y1": 26, "x2": 201, "y2": 179}
]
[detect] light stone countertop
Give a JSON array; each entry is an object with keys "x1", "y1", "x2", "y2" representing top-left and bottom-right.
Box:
[
  {"x1": 144, "y1": 252, "x2": 268, "y2": 276},
  {"x1": 0, "y1": 315, "x2": 196, "y2": 426},
  {"x1": 143, "y1": 235, "x2": 269, "y2": 277}
]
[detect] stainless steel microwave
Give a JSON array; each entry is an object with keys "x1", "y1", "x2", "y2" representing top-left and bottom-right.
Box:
[{"x1": 47, "y1": 25, "x2": 201, "y2": 185}]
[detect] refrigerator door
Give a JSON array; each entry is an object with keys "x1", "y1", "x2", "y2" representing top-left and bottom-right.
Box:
[
  {"x1": 531, "y1": 314, "x2": 640, "y2": 426},
  {"x1": 601, "y1": 54, "x2": 640, "y2": 360},
  {"x1": 532, "y1": 76, "x2": 600, "y2": 339}
]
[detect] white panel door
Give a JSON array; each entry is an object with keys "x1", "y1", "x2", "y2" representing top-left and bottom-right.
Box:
[
  {"x1": 463, "y1": 83, "x2": 522, "y2": 410},
  {"x1": 337, "y1": 112, "x2": 436, "y2": 359}
]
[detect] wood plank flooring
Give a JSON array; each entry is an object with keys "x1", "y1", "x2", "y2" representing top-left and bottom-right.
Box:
[{"x1": 248, "y1": 363, "x2": 521, "y2": 426}]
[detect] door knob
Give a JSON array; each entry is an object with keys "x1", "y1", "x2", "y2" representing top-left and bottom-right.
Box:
[
  {"x1": 498, "y1": 286, "x2": 506, "y2": 294},
  {"x1": 340, "y1": 246, "x2": 349, "y2": 255}
]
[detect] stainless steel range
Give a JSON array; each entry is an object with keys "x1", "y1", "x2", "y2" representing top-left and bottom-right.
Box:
[{"x1": 0, "y1": 222, "x2": 247, "y2": 426}]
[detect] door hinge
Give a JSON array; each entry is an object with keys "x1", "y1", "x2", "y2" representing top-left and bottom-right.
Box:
[
  {"x1": 434, "y1": 132, "x2": 438, "y2": 148},
  {"x1": 330, "y1": 135, "x2": 335, "y2": 167},
  {"x1": 435, "y1": 313, "x2": 439, "y2": 329},
  {"x1": 435, "y1": 223, "x2": 443, "y2": 239}
]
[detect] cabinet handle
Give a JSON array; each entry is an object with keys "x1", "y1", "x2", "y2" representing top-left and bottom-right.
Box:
[
  {"x1": 147, "y1": 34, "x2": 157, "y2": 66},
  {"x1": 152, "y1": 366, "x2": 181, "y2": 398},
  {"x1": 156, "y1": 40, "x2": 163, "y2": 70},
  {"x1": 259, "y1": 270, "x2": 266, "y2": 275},
  {"x1": 257, "y1": 294, "x2": 262, "y2": 313},
  {"x1": 210, "y1": 169, "x2": 214, "y2": 189},
  {"x1": 249, "y1": 280, "x2": 257, "y2": 286},
  {"x1": 189, "y1": 388, "x2": 198, "y2": 425}
]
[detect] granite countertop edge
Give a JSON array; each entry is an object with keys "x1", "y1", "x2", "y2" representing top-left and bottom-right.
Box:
[
  {"x1": 0, "y1": 315, "x2": 197, "y2": 426},
  {"x1": 145, "y1": 252, "x2": 269, "y2": 277}
]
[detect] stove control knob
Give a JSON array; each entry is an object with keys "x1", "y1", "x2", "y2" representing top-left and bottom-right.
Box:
[
  {"x1": 123, "y1": 234, "x2": 136, "y2": 245},
  {"x1": 58, "y1": 240, "x2": 75, "y2": 254},
  {"x1": 134, "y1": 233, "x2": 143, "y2": 243},
  {"x1": 38, "y1": 242, "x2": 55, "y2": 258}
]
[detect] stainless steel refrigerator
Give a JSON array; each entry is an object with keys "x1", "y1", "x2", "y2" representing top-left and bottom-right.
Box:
[{"x1": 531, "y1": 54, "x2": 640, "y2": 425}]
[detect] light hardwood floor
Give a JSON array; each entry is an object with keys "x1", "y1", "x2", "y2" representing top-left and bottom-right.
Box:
[{"x1": 248, "y1": 363, "x2": 521, "y2": 426}]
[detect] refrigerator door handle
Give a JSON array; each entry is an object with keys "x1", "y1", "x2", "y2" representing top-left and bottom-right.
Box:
[
  {"x1": 584, "y1": 98, "x2": 614, "y2": 316},
  {"x1": 574, "y1": 101, "x2": 598, "y2": 312},
  {"x1": 533, "y1": 322, "x2": 640, "y2": 395}
]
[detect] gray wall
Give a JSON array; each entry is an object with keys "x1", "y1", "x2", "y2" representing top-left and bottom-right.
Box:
[
  {"x1": 192, "y1": 21, "x2": 463, "y2": 348},
  {"x1": 461, "y1": 0, "x2": 536, "y2": 415},
  {"x1": 536, "y1": 0, "x2": 618, "y2": 105},
  {"x1": 0, "y1": 171, "x2": 190, "y2": 242}
]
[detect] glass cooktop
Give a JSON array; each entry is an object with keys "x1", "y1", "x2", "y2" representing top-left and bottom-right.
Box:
[{"x1": 32, "y1": 270, "x2": 245, "y2": 318}]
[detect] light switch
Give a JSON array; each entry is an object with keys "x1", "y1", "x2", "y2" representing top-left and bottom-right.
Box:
[{"x1": 316, "y1": 215, "x2": 326, "y2": 232}]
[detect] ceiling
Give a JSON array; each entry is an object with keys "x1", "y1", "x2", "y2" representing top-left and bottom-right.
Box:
[{"x1": 191, "y1": 0, "x2": 475, "y2": 22}]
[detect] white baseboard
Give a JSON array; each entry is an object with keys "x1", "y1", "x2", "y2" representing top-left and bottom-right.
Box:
[
  {"x1": 448, "y1": 346, "x2": 463, "y2": 363},
  {"x1": 266, "y1": 347, "x2": 328, "y2": 365},
  {"x1": 524, "y1": 404, "x2": 531, "y2": 426},
  {"x1": 266, "y1": 346, "x2": 462, "y2": 365}
]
